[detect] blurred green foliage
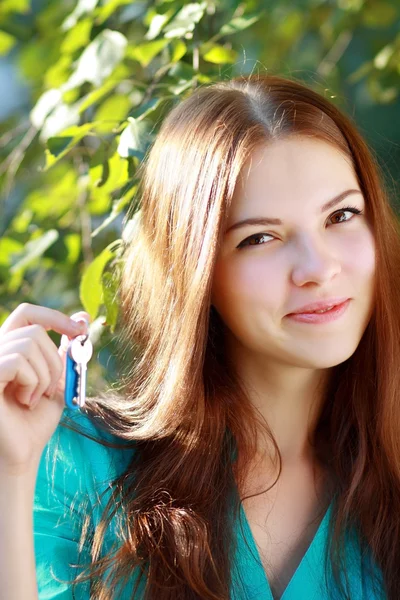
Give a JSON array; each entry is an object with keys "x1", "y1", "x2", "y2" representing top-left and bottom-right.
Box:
[{"x1": 0, "y1": 0, "x2": 399, "y2": 394}]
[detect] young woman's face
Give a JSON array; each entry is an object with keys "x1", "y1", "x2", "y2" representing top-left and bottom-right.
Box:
[{"x1": 211, "y1": 136, "x2": 376, "y2": 369}]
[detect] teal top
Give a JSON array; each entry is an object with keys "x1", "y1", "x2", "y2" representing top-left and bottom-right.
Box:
[{"x1": 34, "y1": 409, "x2": 386, "y2": 599}]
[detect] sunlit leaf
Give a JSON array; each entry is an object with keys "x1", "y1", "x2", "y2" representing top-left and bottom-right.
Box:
[
  {"x1": 0, "y1": 31, "x2": 17, "y2": 55},
  {"x1": 45, "y1": 123, "x2": 95, "y2": 168},
  {"x1": 94, "y1": 94, "x2": 131, "y2": 133},
  {"x1": 0, "y1": 0, "x2": 29, "y2": 17},
  {"x1": 219, "y1": 12, "x2": 262, "y2": 36},
  {"x1": 145, "y1": 11, "x2": 173, "y2": 40},
  {"x1": 102, "y1": 270, "x2": 120, "y2": 332},
  {"x1": 126, "y1": 39, "x2": 170, "y2": 67},
  {"x1": 117, "y1": 117, "x2": 153, "y2": 159},
  {"x1": 91, "y1": 183, "x2": 138, "y2": 237},
  {"x1": 63, "y1": 29, "x2": 128, "y2": 90},
  {"x1": 374, "y1": 44, "x2": 395, "y2": 69},
  {"x1": 10, "y1": 209, "x2": 33, "y2": 234},
  {"x1": 171, "y1": 39, "x2": 187, "y2": 62},
  {"x1": 10, "y1": 230, "x2": 59, "y2": 273},
  {"x1": 45, "y1": 55, "x2": 72, "y2": 88},
  {"x1": 95, "y1": 0, "x2": 132, "y2": 24},
  {"x1": 30, "y1": 89, "x2": 62, "y2": 129},
  {"x1": 77, "y1": 78, "x2": 121, "y2": 114},
  {"x1": 80, "y1": 242, "x2": 120, "y2": 318},
  {"x1": 201, "y1": 43, "x2": 238, "y2": 64},
  {"x1": 64, "y1": 233, "x2": 81, "y2": 264},
  {"x1": 61, "y1": 18, "x2": 92, "y2": 54},
  {"x1": 0, "y1": 238, "x2": 24, "y2": 266},
  {"x1": 25, "y1": 170, "x2": 77, "y2": 219},
  {"x1": 163, "y1": 2, "x2": 207, "y2": 39},
  {"x1": 62, "y1": 0, "x2": 99, "y2": 31},
  {"x1": 89, "y1": 150, "x2": 128, "y2": 192},
  {"x1": 40, "y1": 103, "x2": 81, "y2": 142}
]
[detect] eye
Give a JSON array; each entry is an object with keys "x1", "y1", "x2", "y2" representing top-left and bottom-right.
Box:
[
  {"x1": 236, "y1": 205, "x2": 363, "y2": 250},
  {"x1": 327, "y1": 205, "x2": 362, "y2": 225},
  {"x1": 237, "y1": 233, "x2": 275, "y2": 249}
]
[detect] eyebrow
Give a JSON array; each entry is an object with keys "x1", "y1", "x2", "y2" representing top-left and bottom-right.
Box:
[{"x1": 225, "y1": 189, "x2": 363, "y2": 235}]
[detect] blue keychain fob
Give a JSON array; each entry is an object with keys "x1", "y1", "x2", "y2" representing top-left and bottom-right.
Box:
[{"x1": 64, "y1": 332, "x2": 93, "y2": 410}]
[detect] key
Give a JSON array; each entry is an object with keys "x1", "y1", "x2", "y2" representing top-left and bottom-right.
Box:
[
  {"x1": 71, "y1": 335, "x2": 93, "y2": 408},
  {"x1": 72, "y1": 335, "x2": 92, "y2": 408},
  {"x1": 64, "y1": 334, "x2": 93, "y2": 410}
]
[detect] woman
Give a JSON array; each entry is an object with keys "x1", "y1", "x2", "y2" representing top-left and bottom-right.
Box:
[{"x1": 1, "y1": 74, "x2": 399, "y2": 600}]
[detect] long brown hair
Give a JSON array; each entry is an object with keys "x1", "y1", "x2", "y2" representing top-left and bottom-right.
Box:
[{"x1": 56, "y1": 73, "x2": 400, "y2": 599}]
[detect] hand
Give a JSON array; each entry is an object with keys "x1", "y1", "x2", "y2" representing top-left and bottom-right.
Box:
[{"x1": 0, "y1": 303, "x2": 91, "y2": 477}]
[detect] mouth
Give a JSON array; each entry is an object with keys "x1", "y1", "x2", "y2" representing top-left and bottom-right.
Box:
[{"x1": 286, "y1": 299, "x2": 351, "y2": 324}]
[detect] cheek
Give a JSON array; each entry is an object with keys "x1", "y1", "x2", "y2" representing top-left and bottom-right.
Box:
[
  {"x1": 212, "y1": 254, "x2": 282, "y2": 311},
  {"x1": 340, "y1": 228, "x2": 376, "y2": 280}
]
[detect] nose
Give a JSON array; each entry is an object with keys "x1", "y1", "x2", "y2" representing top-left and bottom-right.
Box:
[{"x1": 290, "y1": 234, "x2": 341, "y2": 287}]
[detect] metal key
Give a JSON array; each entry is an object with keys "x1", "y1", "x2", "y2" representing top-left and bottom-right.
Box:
[{"x1": 65, "y1": 334, "x2": 93, "y2": 410}]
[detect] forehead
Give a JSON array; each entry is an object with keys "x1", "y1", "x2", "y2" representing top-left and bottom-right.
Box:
[{"x1": 231, "y1": 136, "x2": 356, "y2": 212}]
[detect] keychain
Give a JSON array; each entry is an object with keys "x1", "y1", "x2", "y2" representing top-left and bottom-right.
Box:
[{"x1": 64, "y1": 319, "x2": 93, "y2": 410}]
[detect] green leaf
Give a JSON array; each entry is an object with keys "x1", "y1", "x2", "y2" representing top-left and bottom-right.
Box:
[
  {"x1": 30, "y1": 89, "x2": 62, "y2": 129},
  {"x1": 62, "y1": 0, "x2": 99, "y2": 31},
  {"x1": 0, "y1": 0, "x2": 29, "y2": 17},
  {"x1": 117, "y1": 117, "x2": 153, "y2": 159},
  {"x1": 171, "y1": 39, "x2": 187, "y2": 62},
  {"x1": 45, "y1": 55, "x2": 72, "y2": 88},
  {"x1": 63, "y1": 29, "x2": 128, "y2": 90},
  {"x1": 95, "y1": 0, "x2": 133, "y2": 25},
  {"x1": 77, "y1": 78, "x2": 120, "y2": 114},
  {"x1": 64, "y1": 233, "x2": 81, "y2": 264},
  {"x1": 145, "y1": 11, "x2": 173, "y2": 40},
  {"x1": 80, "y1": 242, "x2": 119, "y2": 318},
  {"x1": 126, "y1": 39, "x2": 170, "y2": 67},
  {"x1": 89, "y1": 150, "x2": 128, "y2": 192},
  {"x1": 42, "y1": 104, "x2": 81, "y2": 141},
  {"x1": 219, "y1": 12, "x2": 262, "y2": 36},
  {"x1": 94, "y1": 94, "x2": 131, "y2": 133},
  {"x1": 202, "y1": 44, "x2": 238, "y2": 64},
  {"x1": 10, "y1": 230, "x2": 59, "y2": 274},
  {"x1": 26, "y1": 170, "x2": 77, "y2": 219},
  {"x1": 0, "y1": 31, "x2": 17, "y2": 55},
  {"x1": 102, "y1": 270, "x2": 120, "y2": 332},
  {"x1": 169, "y1": 60, "x2": 195, "y2": 80},
  {"x1": 0, "y1": 238, "x2": 24, "y2": 267},
  {"x1": 45, "y1": 123, "x2": 95, "y2": 169},
  {"x1": 91, "y1": 183, "x2": 138, "y2": 237},
  {"x1": 163, "y1": 2, "x2": 207, "y2": 39},
  {"x1": 61, "y1": 18, "x2": 92, "y2": 54},
  {"x1": 10, "y1": 208, "x2": 33, "y2": 233},
  {"x1": 362, "y1": 2, "x2": 398, "y2": 27},
  {"x1": 374, "y1": 44, "x2": 395, "y2": 69}
]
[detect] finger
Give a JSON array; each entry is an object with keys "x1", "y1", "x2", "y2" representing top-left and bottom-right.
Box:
[
  {"x1": 0, "y1": 337, "x2": 54, "y2": 404},
  {"x1": 0, "y1": 328, "x2": 64, "y2": 397},
  {"x1": 0, "y1": 354, "x2": 40, "y2": 407},
  {"x1": 68, "y1": 311, "x2": 92, "y2": 336},
  {"x1": 0, "y1": 303, "x2": 88, "y2": 339}
]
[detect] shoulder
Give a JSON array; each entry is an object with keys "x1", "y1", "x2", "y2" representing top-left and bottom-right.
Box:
[{"x1": 36, "y1": 402, "x2": 137, "y2": 513}]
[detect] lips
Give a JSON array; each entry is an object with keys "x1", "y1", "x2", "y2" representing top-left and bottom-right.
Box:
[{"x1": 288, "y1": 297, "x2": 349, "y2": 315}]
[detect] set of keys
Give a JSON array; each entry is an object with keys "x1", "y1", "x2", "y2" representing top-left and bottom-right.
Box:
[{"x1": 64, "y1": 321, "x2": 93, "y2": 410}]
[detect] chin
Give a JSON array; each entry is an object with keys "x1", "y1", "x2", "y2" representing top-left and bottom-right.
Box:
[{"x1": 295, "y1": 346, "x2": 359, "y2": 370}]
